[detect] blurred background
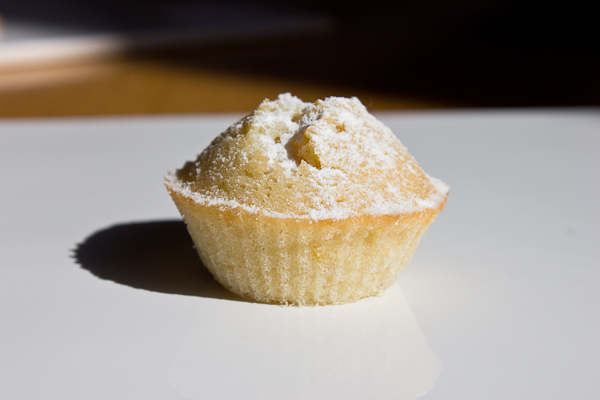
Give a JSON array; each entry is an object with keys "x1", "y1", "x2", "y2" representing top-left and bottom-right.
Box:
[{"x1": 0, "y1": 0, "x2": 598, "y2": 117}]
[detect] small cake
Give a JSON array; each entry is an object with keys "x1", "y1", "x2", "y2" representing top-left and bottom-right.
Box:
[{"x1": 166, "y1": 94, "x2": 448, "y2": 305}]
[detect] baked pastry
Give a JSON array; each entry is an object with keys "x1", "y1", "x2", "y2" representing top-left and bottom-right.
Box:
[{"x1": 165, "y1": 94, "x2": 448, "y2": 305}]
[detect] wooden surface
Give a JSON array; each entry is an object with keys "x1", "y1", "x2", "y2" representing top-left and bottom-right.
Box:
[{"x1": 0, "y1": 57, "x2": 443, "y2": 117}]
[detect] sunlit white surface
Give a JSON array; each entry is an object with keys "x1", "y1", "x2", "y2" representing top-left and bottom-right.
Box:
[
  {"x1": 1, "y1": 110, "x2": 599, "y2": 399},
  {"x1": 169, "y1": 285, "x2": 440, "y2": 400}
]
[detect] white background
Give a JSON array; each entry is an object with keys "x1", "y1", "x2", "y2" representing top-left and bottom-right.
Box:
[{"x1": 1, "y1": 110, "x2": 599, "y2": 399}]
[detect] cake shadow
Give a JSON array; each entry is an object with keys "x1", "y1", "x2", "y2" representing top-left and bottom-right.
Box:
[{"x1": 73, "y1": 220, "x2": 247, "y2": 302}]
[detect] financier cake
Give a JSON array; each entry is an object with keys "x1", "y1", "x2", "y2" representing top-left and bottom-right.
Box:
[{"x1": 165, "y1": 94, "x2": 448, "y2": 305}]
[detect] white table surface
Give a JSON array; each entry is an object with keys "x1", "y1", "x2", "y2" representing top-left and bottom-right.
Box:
[{"x1": 1, "y1": 110, "x2": 599, "y2": 399}]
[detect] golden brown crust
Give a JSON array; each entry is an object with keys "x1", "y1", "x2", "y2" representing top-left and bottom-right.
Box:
[
  {"x1": 173, "y1": 94, "x2": 448, "y2": 219},
  {"x1": 168, "y1": 184, "x2": 445, "y2": 228}
]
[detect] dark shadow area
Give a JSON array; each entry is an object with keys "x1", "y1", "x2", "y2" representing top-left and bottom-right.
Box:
[
  {"x1": 198, "y1": 0, "x2": 600, "y2": 107},
  {"x1": 2, "y1": 0, "x2": 598, "y2": 107},
  {"x1": 74, "y1": 220, "x2": 247, "y2": 302}
]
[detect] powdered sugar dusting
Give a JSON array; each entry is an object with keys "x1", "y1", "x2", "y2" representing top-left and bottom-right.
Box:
[{"x1": 166, "y1": 93, "x2": 449, "y2": 220}]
